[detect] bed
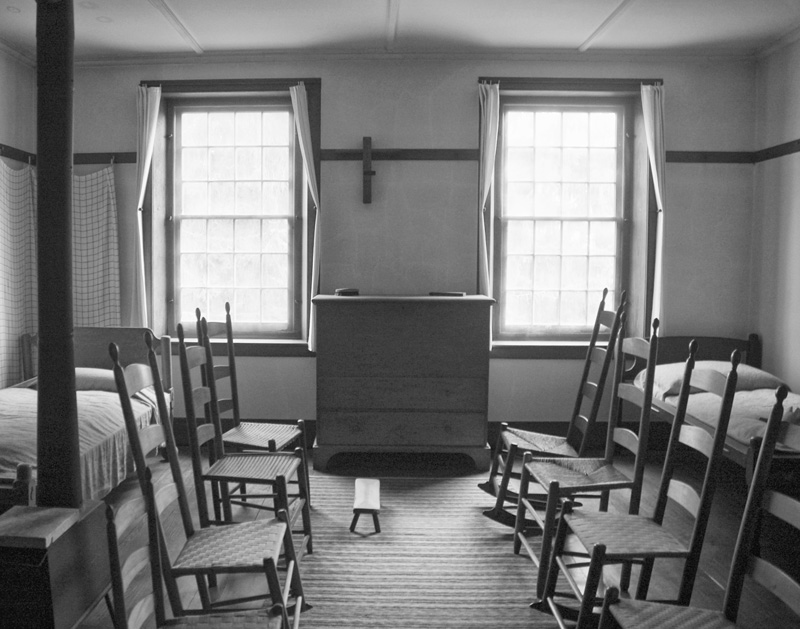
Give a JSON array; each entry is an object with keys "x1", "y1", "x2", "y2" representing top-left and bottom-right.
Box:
[
  {"x1": 0, "y1": 327, "x2": 172, "y2": 507},
  {"x1": 637, "y1": 334, "x2": 800, "y2": 484}
]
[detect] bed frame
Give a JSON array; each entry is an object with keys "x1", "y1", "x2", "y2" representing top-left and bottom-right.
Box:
[
  {"x1": 654, "y1": 334, "x2": 799, "y2": 490},
  {"x1": 1, "y1": 327, "x2": 172, "y2": 510}
]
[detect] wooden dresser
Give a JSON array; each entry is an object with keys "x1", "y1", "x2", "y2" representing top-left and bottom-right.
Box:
[{"x1": 313, "y1": 294, "x2": 493, "y2": 471}]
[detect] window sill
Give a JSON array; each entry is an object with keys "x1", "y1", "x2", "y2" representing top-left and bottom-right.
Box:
[
  {"x1": 490, "y1": 341, "x2": 598, "y2": 360},
  {"x1": 171, "y1": 338, "x2": 315, "y2": 358}
]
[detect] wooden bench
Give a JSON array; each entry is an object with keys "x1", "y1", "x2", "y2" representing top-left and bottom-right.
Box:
[{"x1": 350, "y1": 478, "x2": 380, "y2": 533}]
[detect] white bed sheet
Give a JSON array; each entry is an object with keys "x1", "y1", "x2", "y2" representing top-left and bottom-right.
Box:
[
  {"x1": 663, "y1": 389, "x2": 800, "y2": 452},
  {"x1": 0, "y1": 386, "x2": 160, "y2": 500}
]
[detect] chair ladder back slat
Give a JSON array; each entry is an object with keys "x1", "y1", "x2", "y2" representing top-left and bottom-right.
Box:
[
  {"x1": 196, "y1": 422, "x2": 217, "y2": 449},
  {"x1": 213, "y1": 364, "x2": 231, "y2": 380},
  {"x1": 612, "y1": 427, "x2": 641, "y2": 457},
  {"x1": 589, "y1": 345, "x2": 607, "y2": 364},
  {"x1": 763, "y1": 490, "x2": 800, "y2": 528},
  {"x1": 153, "y1": 481, "x2": 181, "y2": 521},
  {"x1": 120, "y1": 547, "x2": 151, "y2": 593},
  {"x1": 123, "y1": 363, "x2": 154, "y2": 396},
  {"x1": 192, "y1": 386, "x2": 211, "y2": 410},
  {"x1": 748, "y1": 556, "x2": 800, "y2": 618},
  {"x1": 678, "y1": 424, "x2": 717, "y2": 459},
  {"x1": 572, "y1": 415, "x2": 589, "y2": 437},
  {"x1": 205, "y1": 321, "x2": 227, "y2": 338},
  {"x1": 137, "y1": 425, "x2": 167, "y2": 460},
  {"x1": 217, "y1": 398, "x2": 235, "y2": 415},
  {"x1": 581, "y1": 380, "x2": 599, "y2": 402},
  {"x1": 666, "y1": 479, "x2": 702, "y2": 518},
  {"x1": 690, "y1": 368, "x2": 728, "y2": 398}
]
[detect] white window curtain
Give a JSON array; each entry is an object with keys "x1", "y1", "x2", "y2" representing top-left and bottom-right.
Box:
[
  {"x1": 0, "y1": 161, "x2": 37, "y2": 386},
  {"x1": 641, "y1": 84, "x2": 666, "y2": 331},
  {"x1": 290, "y1": 82, "x2": 321, "y2": 351},
  {"x1": 72, "y1": 166, "x2": 121, "y2": 327},
  {"x1": 478, "y1": 82, "x2": 500, "y2": 297},
  {"x1": 133, "y1": 85, "x2": 161, "y2": 328}
]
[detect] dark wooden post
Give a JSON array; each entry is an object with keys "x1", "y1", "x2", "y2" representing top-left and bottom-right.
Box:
[{"x1": 35, "y1": 0, "x2": 81, "y2": 508}]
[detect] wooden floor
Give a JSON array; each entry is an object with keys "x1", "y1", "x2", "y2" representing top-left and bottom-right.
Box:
[{"x1": 78, "y1": 447, "x2": 800, "y2": 628}]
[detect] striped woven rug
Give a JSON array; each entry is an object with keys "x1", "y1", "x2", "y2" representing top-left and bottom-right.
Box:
[{"x1": 296, "y1": 475, "x2": 562, "y2": 628}]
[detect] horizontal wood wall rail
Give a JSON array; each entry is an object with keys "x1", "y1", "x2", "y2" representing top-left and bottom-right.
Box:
[
  {"x1": 320, "y1": 148, "x2": 479, "y2": 161},
  {"x1": 3, "y1": 141, "x2": 800, "y2": 167},
  {"x1": 73, "y1": 152, "x2": 136, "y2": 165},
  {"x1": 666, "y1": 150, "x2": 755, "y2": 164},
  {"x1": 0, "y1": 143, "x2": 36, "y2": 165}
]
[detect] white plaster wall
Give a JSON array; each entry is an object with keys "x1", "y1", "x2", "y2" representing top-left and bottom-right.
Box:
[
  {"x1": 0, "y1": 50, "x2": 35, "y2": 153},
  {"x1": 752, "y1": 38, "x2": 800, "y2": 391},
  {"x1": 63, "y1": 54, "x2": 758, "y2": 421}
]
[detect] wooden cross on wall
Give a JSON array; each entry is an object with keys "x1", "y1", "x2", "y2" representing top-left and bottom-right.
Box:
[
  {"x1": 362, "y1": 137, "x2": 376, "y2": 204},
  {"x1": 319, "y1": 137, "x2": 479, "y2": 205}
]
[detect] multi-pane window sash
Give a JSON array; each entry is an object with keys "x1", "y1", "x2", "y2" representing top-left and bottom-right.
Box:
[
  {"x1": 498, "y1": 104, "x2": 625, "y2": 339},
  {"x1": 174, "y1": 105, "x2": 297, "y2": 335}
]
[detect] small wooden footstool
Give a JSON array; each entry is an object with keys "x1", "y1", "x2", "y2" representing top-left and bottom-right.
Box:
[{"x1": 350, "y1": 478, "x2": 381, "y2": 533}]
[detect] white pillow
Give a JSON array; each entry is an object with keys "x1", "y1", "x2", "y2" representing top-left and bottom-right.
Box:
[
  {"x1": 74, "y1": 367, "x2": 117, "y2": 392},
  {"x1": 783, "y1": 407, "x2": 800, "y2": 425},
  {"x1": 635, "y1": 360, "x2": 787, "y2": 400}
]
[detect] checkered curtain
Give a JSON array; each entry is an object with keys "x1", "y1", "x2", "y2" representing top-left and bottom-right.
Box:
[
  {"x1": 72, "y1": 166, "x2": 121, "y2": 327},
  {"x1": 0, "y1": 161, "x2": 37, "y2": 387}
]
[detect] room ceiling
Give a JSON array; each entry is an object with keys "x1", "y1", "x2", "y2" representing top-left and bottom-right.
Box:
[{"x1": 2, "y1": 0, "x2": 800, "y2": 64}]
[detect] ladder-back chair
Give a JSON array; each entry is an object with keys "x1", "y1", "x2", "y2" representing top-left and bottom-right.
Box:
[
  {"x1": 106, "y1": 466, "x2": 300, "y2": 628},
  {"x1": 178, "y1": 323, "x2": 312, "y2": 554},
  {"x1": 110, "y1": 335, "x2": 309, "y2": 614},
  {"x1": 538, "y1": 349, "x2": 741, "y2": 628},
  {"x1": 481, "y1": 289, "x2": 626, "y2": 527},
  {"x1": 599, "y1": 385, "x2": 796, "y2": 629},
  {"x1": 196, "y1": 303, "x2": 309, "y2": 468},
  {"x1": 514, "y1": 319, "x2": 663, "y2": 601}
]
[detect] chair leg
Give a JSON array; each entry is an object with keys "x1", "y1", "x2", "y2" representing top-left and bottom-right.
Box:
[
  {"x1": 575, "y1": 544, "x2": 607, "y2": 629},
  {"x1": 295, "y1": 449, "x2": 313, "y2": 554},
  {"x1": 532, "y1": 502, "x2": 571, "y2": 611},
  {"x1": 536, "y1": 486, "x2": 561, "y2": 600},
  {"x1": 478, "y1": 424, "x2": 507, "y2": 496},
  {"x1": 278, "y1": 511, "x2": 311, "y2": 613},
  {"x1": 483, "y1": 442, "x2": 522, "y2": 527}
]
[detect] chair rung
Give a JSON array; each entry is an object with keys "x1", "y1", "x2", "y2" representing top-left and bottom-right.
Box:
[{"x1": 516, "y1": 531, "x2": 540, "y2": 568}]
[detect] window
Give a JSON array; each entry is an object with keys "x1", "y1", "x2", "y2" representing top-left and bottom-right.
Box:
[
  {"x1": 150, "y1": 79, "x2": 320, "y2": 344},
  {"x1": 496, "y1": 99, "x2": 627, "y2": 340},
  {"x1": 171, "y1": 100, "x2": 301, "y2": 337},
  {"x1": 488, "y1": 79, "x2": 656, "y2": 344}
]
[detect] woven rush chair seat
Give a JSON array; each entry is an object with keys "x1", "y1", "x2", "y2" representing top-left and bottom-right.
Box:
[
  {"x1": 565, "y1": 511, "x2": 690, "y2": 557},
  {"x1": 206, "y1": 451, "x2": 301, "y2": 483},
  {"x1": 503, "y1": 428, "x2": 579, "y2": 458},
  {"x1": 173, "y1": 518, "x2": 287, "y2": 573},
  {"x1": 162, "y1": 611, "x2": 289, "y2": 628},
  {"x1": 523, "y1": 457, "x2": 633, "y2": 491},
  {"x1": 223, "y1": 422, "x2": 303, "y2": 452},
  {"x1": 602, "y1": 598, "x2": 734, "y2": 629}
]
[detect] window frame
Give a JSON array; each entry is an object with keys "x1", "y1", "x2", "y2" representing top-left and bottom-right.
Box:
[
  {"x1": 482, "y1": 77, "x2": 660, "y2": 354},
  {"x1": 144, "y1": 78, "x2": 320, "y2": 351},
  {"x1": 494, "y1": 95, "x2": 631, "y2": 342},
  {"x1": 168, "y1": 96, "x2": 302, "y2": 338}
]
